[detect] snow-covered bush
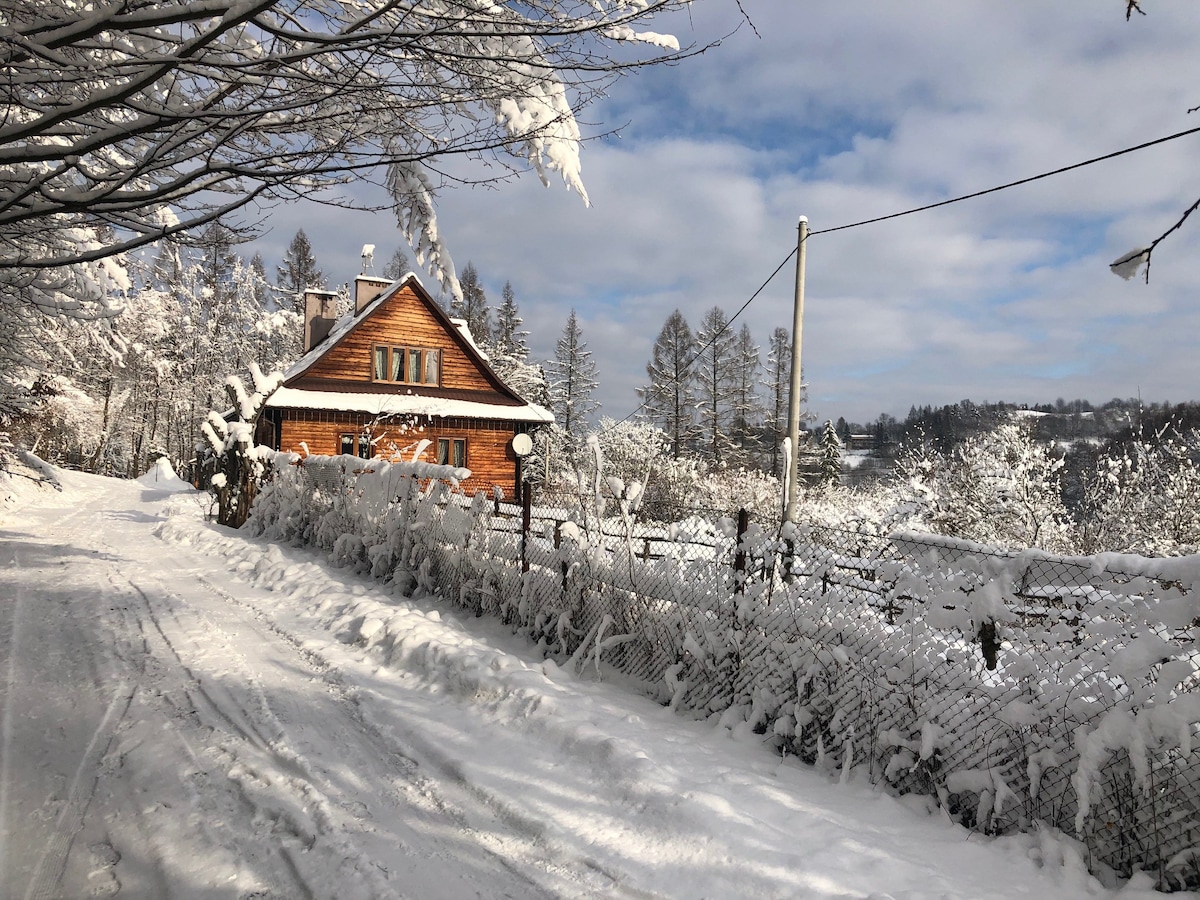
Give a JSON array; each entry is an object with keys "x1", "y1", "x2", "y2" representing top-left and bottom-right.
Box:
[
  {"x1": 895, "y1": 421, "x2": 1074, "y2": 552},
  {"x1": 1078, "y1": 427, "x2": 1200, "y2": 556}
]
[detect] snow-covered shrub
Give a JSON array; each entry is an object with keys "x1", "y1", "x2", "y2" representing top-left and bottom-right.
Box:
[
  {"x1": 693, "y1": 465, "x2": 783, "y2": 525},
  {"x1": 1078, "y1": 427, "x2": 1200, "y2": 556},
  {"x1": 896, "y1": 421, "x2": 1074, "y2": 552},
  {"x1": 200, "y1": 364, "x2": 284, "y2": 528}
]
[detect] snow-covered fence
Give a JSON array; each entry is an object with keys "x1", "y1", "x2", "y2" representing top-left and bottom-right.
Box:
[{"x1": 247, "y1": 454, "x2": 1200, "y2": 890}]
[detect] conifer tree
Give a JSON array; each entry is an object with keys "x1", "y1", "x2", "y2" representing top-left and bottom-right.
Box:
[
  {"x1": 692, "y1": 306, "x2": 737, "y2": 464},
  {"x1": 488, "y1": 282, "x2": 547, "y2": 406},
  {"x1": 818, "y1": 419, "x2": 843, "y2": 488},
  {"x1": 276, "y1": 229, "x2": 324, "y2": 312},
  {"x1": 453, "y1": 262, "x2": 492, "y2": 345},
  {"x1": 493, "y1": 281, "x2": 528, "y2": 361},
  {"x1": 640, "y1": 309, "x2": 695, "y2": 458},
  {"x1": 548, "y1": 309, "x2": 599, "y2": 445}
]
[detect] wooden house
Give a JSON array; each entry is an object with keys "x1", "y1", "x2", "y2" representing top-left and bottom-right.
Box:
[{"x1": 258, "y1": 272, "x2": 552, "y2": 499}]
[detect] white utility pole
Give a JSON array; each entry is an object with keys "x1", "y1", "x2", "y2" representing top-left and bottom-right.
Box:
[{"x1": 785, "y1": 216, "x2": 808, "y2": 523}]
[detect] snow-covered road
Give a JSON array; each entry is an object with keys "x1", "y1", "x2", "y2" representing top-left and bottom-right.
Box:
[
  {"x1": 0, "y1": 464, "x2": 1181, "y2": 898},
  {"x1": 1, "y1": 469, "x2": 569, "y2": 898}
]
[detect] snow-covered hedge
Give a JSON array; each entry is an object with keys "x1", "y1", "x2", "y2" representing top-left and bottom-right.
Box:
[{"x1": 248, "y1": 451, "x2": 1200, "y2": 890}]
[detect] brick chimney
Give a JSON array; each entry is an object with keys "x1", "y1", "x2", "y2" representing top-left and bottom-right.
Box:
[
  {"x1": 302, "y1": 290, "x2": 339, "y2": 352},
  {"x1": 355, "y1": 276, "x2": 392, "y2": 314}
]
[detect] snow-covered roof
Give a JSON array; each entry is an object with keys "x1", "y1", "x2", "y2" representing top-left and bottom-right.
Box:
[
  {"x1": 449, "y1": 317, "x2": 490, "y2": 361},
  {"x1": 265, "y1": 386, "x2": 553, "y2": 424}
]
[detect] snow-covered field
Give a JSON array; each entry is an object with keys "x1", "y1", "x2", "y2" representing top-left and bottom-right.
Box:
[{"x1": 0, "y1": 460, "x2": 1185, "y2": 899}]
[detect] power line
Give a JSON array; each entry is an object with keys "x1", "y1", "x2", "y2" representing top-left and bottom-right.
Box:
[
  {"x1": 610, "y1": 244, "x2": 799, "y2": 429},
  {"x1": 811, "y1": 122, "x2": 1200, "y2": 236}
]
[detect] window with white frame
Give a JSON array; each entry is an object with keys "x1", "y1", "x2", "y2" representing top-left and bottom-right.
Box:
[{"x1": 372, "y1": 345, "x2": 440, "y2": 385}]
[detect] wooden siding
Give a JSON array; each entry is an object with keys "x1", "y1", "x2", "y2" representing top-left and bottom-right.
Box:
[
  {"x1": 276, "y1": 409, "x2": 523, "y2": 499},
  {"x1": 299, "y1": 284, "x2": 506, "y2": 399}
]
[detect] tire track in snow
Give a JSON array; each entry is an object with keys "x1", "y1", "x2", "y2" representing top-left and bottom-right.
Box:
[
  {"x1": 0, "y1": 557, "x2": 22, "y2": 890},
  {"x1": 22, "y1": 679, "x2": 134, "y2": 900},
  {"x1": 98, "y1": 569, "x2": 324, "y2": 900}
]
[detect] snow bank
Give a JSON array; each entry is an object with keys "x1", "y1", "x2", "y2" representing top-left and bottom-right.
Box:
[
  {"x1": 0, "y1": 448, "x2": 63, "y2": 518},
  {"x1": 135, "y1": 456, "x2": 195, "y2": 493}
]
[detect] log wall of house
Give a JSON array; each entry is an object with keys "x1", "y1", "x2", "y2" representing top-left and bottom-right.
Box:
[
  {"x1": 276, "y1": 410, "x2": 522, "y2": 498},
  {"x1": 302, "y1": 284, "x2": 499, "y2": 395}
]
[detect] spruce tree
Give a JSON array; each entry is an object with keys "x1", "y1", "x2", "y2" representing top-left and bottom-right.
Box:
[
  {"x1": 493, "y1": 281, "x2": 528, "y2": 361},
  {"x1": 818, "y1": 419, "x2": 843, "y2": 488},
  {"x1": 276, "y1": 229, "x2": 324, "y2": 312},
  {"x1": 548, "y1": 309, "x2": 599, "y2": 445},
  {"x1": 453, "y1": 262, "x2": 492, "y2": 345},
  {"x1": 488, "y1": 282, "x2": 547, "y2": 406}
]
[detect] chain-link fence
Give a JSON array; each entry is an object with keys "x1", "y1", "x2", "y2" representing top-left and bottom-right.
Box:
[{"x1": 253, "y1": 454, "x2": 1200, "y2": 891}]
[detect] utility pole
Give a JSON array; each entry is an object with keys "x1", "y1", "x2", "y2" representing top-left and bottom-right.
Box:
[{"x1": 785, "y1": 216, "x2": 808, "y2": 523}]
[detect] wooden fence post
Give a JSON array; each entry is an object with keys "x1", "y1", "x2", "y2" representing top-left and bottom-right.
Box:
[
  {"x1": 734, "y1": 507, "x2": 749, "y2": 595},
  {"x1": 520, "y1": 481, "x2": 531, "y2": 575},
  {"x1": 554, "y1": 520, "x2": 568, "y2": 594}
]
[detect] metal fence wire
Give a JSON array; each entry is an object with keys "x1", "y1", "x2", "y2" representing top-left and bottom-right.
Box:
[{"x1": 262, "y1": 458, "x2": 1200, "y2": 892}]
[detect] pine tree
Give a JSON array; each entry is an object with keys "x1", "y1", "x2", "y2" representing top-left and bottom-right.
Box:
[
  {"x1": 276, "y1": 229, "x2": 324, "y2": 312},
  {"x1": 818, "y1": 419, "x2": 843, "y2": 488},
  {"x1": 640, "y1": 309, "x2": 695, "y2": 459},
  {"x1": 453, "y1": 262, "x2": 492, "y2": 346},
  {"x1": 547, "y1": 309, "x2": 599, "y2": 446},
  {"x1": 487, "y1": 283, "x2": 546, "y2": 406},
  {"x1": 492, "y1": 281, "x2": 528, "y2": 361},
  {"x1": 692, "y1": 306, "x2": 737, "y2": 464}
]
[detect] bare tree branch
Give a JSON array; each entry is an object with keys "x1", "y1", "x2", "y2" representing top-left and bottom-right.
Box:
[{"x1": 1140, "y1": 195, "x2": 1200, "y2": 283}]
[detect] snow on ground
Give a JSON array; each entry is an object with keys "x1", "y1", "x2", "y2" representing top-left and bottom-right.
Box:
[{"x1": 0, "y1": 462, "x2": 1188, "y2": 899}]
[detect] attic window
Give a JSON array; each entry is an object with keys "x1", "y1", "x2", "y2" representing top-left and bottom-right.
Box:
[{"x1": 373, "y1": 345, "x2": 440, "y2": 385}]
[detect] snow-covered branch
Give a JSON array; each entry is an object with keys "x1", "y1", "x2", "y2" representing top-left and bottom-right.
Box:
[{"x1": 1, "y1": 0, "x2": 700, "y2": 295}]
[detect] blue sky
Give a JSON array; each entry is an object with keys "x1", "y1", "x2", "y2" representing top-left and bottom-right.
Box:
[{"x1": 246, "y1": 1, "x2": 1200, "y2": 427}]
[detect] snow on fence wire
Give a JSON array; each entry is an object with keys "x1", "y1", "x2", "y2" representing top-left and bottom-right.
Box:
[{"x1": 248, "y1": 452, "x2": 1200, "y2": 891}]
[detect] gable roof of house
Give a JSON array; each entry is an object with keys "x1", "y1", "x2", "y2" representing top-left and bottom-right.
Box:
[{"x1": 265, "y1": 272, "x2": 552, "y2": 424}]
